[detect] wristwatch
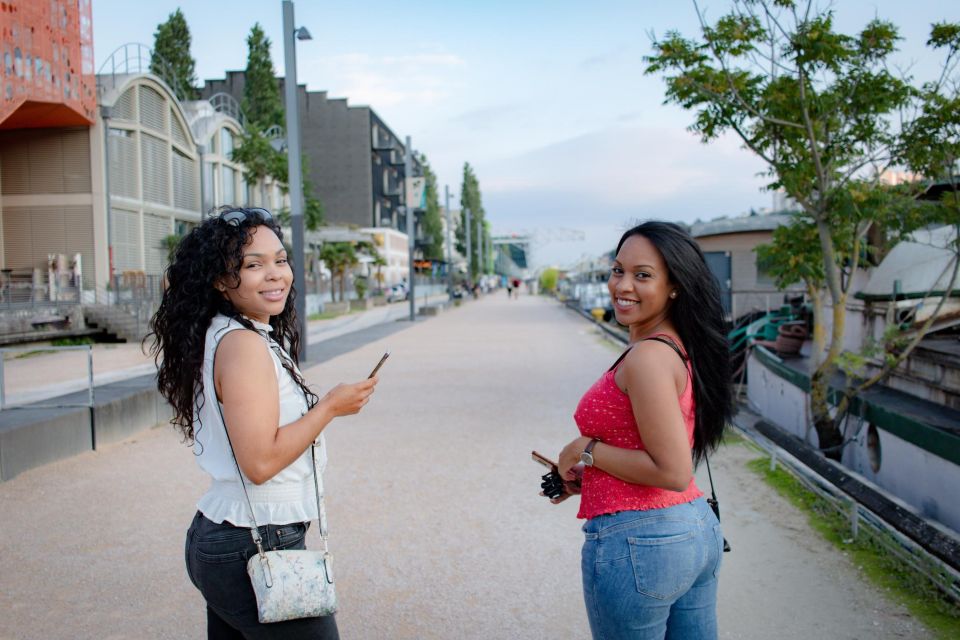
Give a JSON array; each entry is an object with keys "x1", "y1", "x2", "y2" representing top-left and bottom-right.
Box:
[{"x1": 580, "y1": 438, "x2": 600, "y2": 467}]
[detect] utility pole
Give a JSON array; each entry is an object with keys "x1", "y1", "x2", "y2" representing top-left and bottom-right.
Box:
[
  {"x1": 404, "y1": 136, "x2": 415, "y2": 322},
  {"x1": 465, "y1": 207, "x2": 473, "y2": 281},
  {"x1": 282, "y1": 0, "x2": 310, "y2": 360},
  {"x1": 476, "y1": 215, "x2": 483, "y2": 280},
  {"x1": 444, "y1": 184, "x2": 453, "y2": 298}
]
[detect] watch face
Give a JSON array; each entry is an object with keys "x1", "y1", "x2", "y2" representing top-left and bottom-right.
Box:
[{"x1": 580, "y1": 451, "x2": 594, "y2": 466}]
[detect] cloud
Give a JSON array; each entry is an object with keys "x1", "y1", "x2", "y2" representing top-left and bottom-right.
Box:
[
  {"x1": 303, "y1": 50, "x2": 466, "y2": 108},
  {"x1": 449, "y1": 104, "x2": 526, "y2": 130},
  {"x1": 480, "y1": 126, "x2": 769, "y2": 207},
  {"x1": 475, "y1": 126, "x2": 774, "y2": 265},
  {"x1": 580, "y1": 45, "x2": 629, "y2": 69}
]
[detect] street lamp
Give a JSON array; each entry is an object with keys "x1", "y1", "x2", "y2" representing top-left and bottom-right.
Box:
[
  {"x1": 444, "y1": 185, "x2": 454, "y2": 298},
  {"x1": 282, "y1": 0, "x2": 310, "y2": 360}
]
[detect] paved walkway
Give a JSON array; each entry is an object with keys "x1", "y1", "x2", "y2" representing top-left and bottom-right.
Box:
[{"x1": 0, "y1": 294, "x2": 931, "y2": 639}]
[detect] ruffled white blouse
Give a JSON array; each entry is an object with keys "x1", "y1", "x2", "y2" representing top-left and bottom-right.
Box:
[{"x1": 193, "y1": 314, "x2": 327, "y2": 527}]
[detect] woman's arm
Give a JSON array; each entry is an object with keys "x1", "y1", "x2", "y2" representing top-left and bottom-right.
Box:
[
  {"x1": 558, "y1": 341, "x2": 692, "y2": 492},
  {"x1": 215, "y1": 330, "x2": 377, "y2": 484}
]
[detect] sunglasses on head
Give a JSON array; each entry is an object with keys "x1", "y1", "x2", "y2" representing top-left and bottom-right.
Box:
[{"x1": 219, "y1": 207, "x2": 273, "y2": 226}]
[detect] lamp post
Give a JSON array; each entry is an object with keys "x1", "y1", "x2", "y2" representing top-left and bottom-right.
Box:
[
  {"x1": 282, "y1": 0, "x2": 311, "y2": 360},
  {"x1": 404, "y1": 136, "x2": 415, "y2": 322},
  {"x1": 444, "y1": 184, "x2": 453, "y2": 298},
  {"x1": 465, "y1": 207, "x2": 472, "y2": 282}
]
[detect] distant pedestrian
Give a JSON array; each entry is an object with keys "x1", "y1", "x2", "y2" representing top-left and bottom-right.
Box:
[
  {"x1": 512, "y1": 278, "x2": 521, "y2": 299},
  {"x1": 148, "y1": 207, "x2": 377, "y2": 639},
  {"x1": 545, "y1": 221, "x2": 732, "y2": 640},
  {"x1": 506, "y1": 280, "x2": 513, "y2": 298}
]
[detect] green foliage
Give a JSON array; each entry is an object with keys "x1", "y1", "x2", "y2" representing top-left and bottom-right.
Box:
[
  {"x1": 318, "y1": 242, "x2": 358, "y2": 302},
  {"x1": 756, "y1": 218, "x2": 823, "y2": 290},
  {"x1": 162, "y1": 234, "x2": 183, "y2": 263},
  {"x1": 149, "y1": 9, "x2": 198, "y2": 100},
  {"x1": 231, "y1": 130, "x2": 287, "y2": 186},
  {"x1": 457, "y1": 163, "x2": 486, "y2": 277},
  {"x1": 302, "y1": 155, "x2": 325, "y2": 231},
  {"x1": 838, "y1": 323, "x2": 913, "y2": 380},
  {"x1": 646, "y1": 1, "x2": 960, "y2": 451},
  {"x1": 416, "y1": 153, "x2": 445, "y2": 261},
  {"x1": 353, "y1": 275, "x2": 369, "y2": 300},
  {"x1": 242, "y1": 24, "x2": 284, "y2": 131},
  {"x1": 539, "y1": 268, "x2": 559, "y2": 294}
]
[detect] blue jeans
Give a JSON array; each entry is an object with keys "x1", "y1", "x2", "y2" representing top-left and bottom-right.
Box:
[
  {"x1": 581, "y1": 498, "x2": 723, "y2": 640},
  {"x1": 185, "y1": 511, "x2": 339, "y2": 640}
]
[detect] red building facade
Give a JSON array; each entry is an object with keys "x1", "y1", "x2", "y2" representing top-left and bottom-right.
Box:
[{"x1": 0, "y1": 0, "x2": 96, "y2": 128}]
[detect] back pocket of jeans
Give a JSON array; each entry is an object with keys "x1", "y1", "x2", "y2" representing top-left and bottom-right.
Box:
[{"x1": 628, "y1": 531, "x2": 698, "y2": 600}]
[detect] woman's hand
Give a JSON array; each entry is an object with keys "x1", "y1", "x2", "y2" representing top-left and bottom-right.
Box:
[
  {"x1": 318, "y1": 376, "x2": 379, "y2": 418},
  {"x1": 542, "y1": 463, "x2": 584, "y2": 504},
  {"x1": 558, "y1": 436, "x2": 593, "y2": 480}
]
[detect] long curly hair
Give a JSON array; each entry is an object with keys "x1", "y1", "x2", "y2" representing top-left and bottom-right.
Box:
[
  {"x1": 146, "y1": 207, "x2": 317, "y2": 443},
  {"x1": 615, "y1": 221, "x2": 733, "y2": 465}
]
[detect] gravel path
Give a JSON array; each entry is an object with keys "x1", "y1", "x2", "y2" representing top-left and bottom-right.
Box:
[{"x1": 0, "y1": 294, "x2": 930, "y2": 639}]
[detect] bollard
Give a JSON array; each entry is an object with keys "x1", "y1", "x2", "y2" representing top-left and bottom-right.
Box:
[
  {"x1": 590, "y1": 308, "x2": 605, "y2": 322},
  {"x1": 849, "y1": 501, "x2": 859, "y2": 540},
  {"x1": 769, "y1": 450, "x2": 777, "y2": 472}
]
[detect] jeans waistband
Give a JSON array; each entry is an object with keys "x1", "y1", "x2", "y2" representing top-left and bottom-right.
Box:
[{"x1": 582, "y1": 497, "x2": 709, "y2": 539}]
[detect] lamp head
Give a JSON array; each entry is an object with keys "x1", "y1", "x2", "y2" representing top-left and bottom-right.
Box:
[{"x1": 295, "y1": 26, "x2": 312, "y2": 41}]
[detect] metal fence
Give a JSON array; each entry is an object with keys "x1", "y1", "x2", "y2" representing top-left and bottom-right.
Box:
[
  {"x1": 737, "y1": 424, "x2": 960, "y2": 605},
  {"x1": 0, "y1": 268, "x2": 82, "y2": 310}
]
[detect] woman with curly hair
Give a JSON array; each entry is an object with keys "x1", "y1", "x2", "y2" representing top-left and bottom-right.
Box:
[
  {"x1": 149, "y1": 207, "x2": 377, "y2": 639},
  {"x1": 547, "y1": 221, "x2": 732, "y2": 640}
]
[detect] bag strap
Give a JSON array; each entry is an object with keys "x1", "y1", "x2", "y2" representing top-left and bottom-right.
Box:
[
  {"x1": 638, "y1": 335, "x2": 721, "y2": 505},
  {"x1": 211, "y1": 329, "x2": 327, "y2": 556}
]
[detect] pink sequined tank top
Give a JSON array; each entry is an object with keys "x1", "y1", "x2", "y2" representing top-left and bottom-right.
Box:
[{"x1": 575, "y1": 334, "x2": 702, "y2": 519}]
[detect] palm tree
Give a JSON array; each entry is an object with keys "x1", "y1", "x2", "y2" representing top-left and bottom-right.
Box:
[{"x1": 318, "y1": 242, "x2": 358, "y2": 302}]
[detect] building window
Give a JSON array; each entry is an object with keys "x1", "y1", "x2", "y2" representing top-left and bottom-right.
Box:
[
  {"x1": 220, "y1": 128, "x2": 234, "y2": 158},
  {"x1": 221, "y1": 165, "x2": 235, "y2": 205}
]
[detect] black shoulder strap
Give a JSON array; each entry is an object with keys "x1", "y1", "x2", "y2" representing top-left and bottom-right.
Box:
[
  {"x1": 607, "y1": 347, "x2": 632, "y2": 372},
  {"x1": 644, "y1": 335, "x2": 687, "y2": 362}
]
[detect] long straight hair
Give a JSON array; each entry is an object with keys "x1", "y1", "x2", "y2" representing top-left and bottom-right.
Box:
[{"x1": 616, "y1": 221, "x2": 732, "y2": 464}]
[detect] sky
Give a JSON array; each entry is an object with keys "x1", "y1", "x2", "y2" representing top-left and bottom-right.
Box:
[{"x1": 92, "y1": 0, "x2": 959, "y2": 267}]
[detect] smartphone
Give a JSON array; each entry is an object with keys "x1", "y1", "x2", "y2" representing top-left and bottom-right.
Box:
[
  {"x1": 368, "y1": 351, "x2": 390, "y2": 378},
  {"x1": 531, "y1": 450, "x2": 558, "y2": 471}
]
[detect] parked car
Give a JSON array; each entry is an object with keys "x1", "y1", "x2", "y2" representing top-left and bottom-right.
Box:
[{"x1": 386, "y1": 283, "x2": 408, "y2": 302}]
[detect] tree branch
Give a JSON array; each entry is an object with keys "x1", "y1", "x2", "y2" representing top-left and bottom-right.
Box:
[
  {"x1": 693, "y1": 0, "x2": 806, "y2": 131},
  {"x1": 836, "y1": 234, "x2": 960, "y2": 417}
]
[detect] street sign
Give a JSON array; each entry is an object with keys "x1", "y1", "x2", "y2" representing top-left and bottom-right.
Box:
[{"x1": 405, "y1": 177, "x2": 426, "y2": 209}]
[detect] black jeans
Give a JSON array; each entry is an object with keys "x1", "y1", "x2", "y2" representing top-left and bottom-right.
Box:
[{"x1": 185, "y1": 511, "x2": 340, "y2": 640}]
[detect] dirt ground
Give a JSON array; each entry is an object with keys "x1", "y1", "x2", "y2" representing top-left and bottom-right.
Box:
[{"x1": 0, "y1": 294, "x2": 931, "y2": 639}]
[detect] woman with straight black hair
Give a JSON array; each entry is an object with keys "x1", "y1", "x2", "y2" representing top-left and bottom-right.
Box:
[
  {"x1": 547, "y1": 221, "x2": 732, "y2": 640},
  {"x1": 148, "y1": 207, "x2": 377, "y2": 639}
]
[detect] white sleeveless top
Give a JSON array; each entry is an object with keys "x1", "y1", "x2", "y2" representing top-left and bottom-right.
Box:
[{"x1": 194, "y1": 314, "x2": 328, "y2": 527}]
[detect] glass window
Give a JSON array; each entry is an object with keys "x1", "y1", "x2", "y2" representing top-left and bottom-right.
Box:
[
  {"x1": 220, "y1": 128, "x2": 234, "y2": 158},
  {"x1": 221, "y1": 165, "x2": 235, "y2": 205}
]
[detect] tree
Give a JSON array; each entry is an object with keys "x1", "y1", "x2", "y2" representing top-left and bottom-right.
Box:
[
  {"x1": 242, "y1": 24, "x2": 284, "y2": 131},
  {"x1": 231, "y1": 25, "x2": 324, "y2": 230},
  {"x1": 457, "y1": 162, "x2": 486, "y2": 278},
  {"x1": 539, "y1": 267, "x2": 560, "y2": 294},
  {"x1": 231, "y1": 24, "x2": 287, "y2": 204},
  {"x1": 416, "y1": 153, "x2": 445, "y2": 261},
  {"x1": 646, "y1": 1, "x2": 960, "y2": 457},
  {"x1": 318, "y1": 242, "x2": 358, "y2": 302},
  {"x1": 149, "y1": 9, "x2": 198, "y2": 100}
]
